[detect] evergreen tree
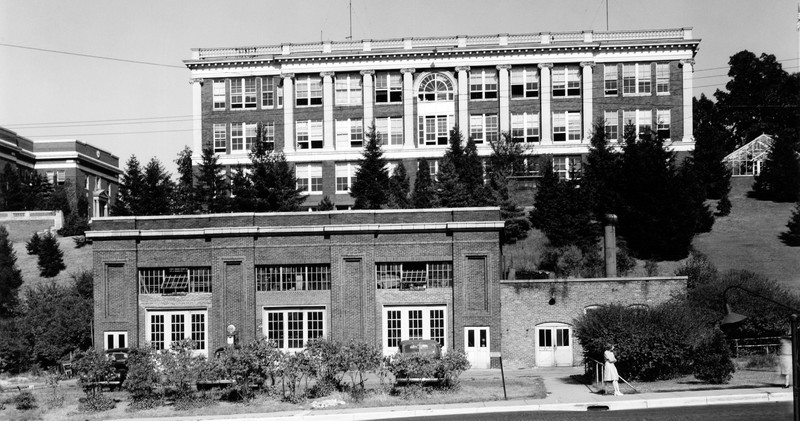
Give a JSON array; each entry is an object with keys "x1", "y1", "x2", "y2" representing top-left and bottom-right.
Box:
[
  {"x1": 411, "y1": 158, "x2": 436, "y2": 208},
  {"x1": 716, "y1": 193, "x2": 732, "y2": 217},
  {"x1": 780, "y1": 202, "x2": 800, "y2": 246},
  {"x1": 692, "y1": 94, "x2": 732, "y2": 200},
  {"x1": 0, "y1": 164, "x2": 24, "y2": 211},
  {"x1": 486, "y1": 132, "x2": 532, "y2": 244},
  {"x1": 317, "y1": 195, "x2": 335, "y2": 211},
  {"x1": 111, "y1": 155, "x2": 144, "y2": 216},
  {"x1": 0, "y1": 226, "x2": 23, "y2": 317},
  {"x1": 195, "y1": 147, "x2": 229, "y2": 213},
  {"x1": 582, "y1": 119, "x2": 623, "y2": 220},
  {"x1": 436, "y1": 127, "x2": 487, "y2": 207},
  {"x1": 26, "y1": 232, "x2": 41, "y2": 255},
  {"x1": 350, "y1": 125, "x2": 390, "y2": 209},
  {"x1": 37, "y1": 231, "x2": 65, "y2": 278},
  {"x1": 387, "y1": 162, "x2": 411, "y2": 209},
  {"x1": 750, "y1": 129, "x2": 800, "y2": 203},
  {"x1": 249, "y1": 123, "x2": 304, "y2": 212},
  {"x1": 229, "y1": 164, "x2": 254, "y2": 212},
  {"x1": 173, "y1": 146, "x2": 199, "y2": 214},
  {"x1": 140, "y1": 158, "x2": 174, "y2": 215},
  {"x1": 22, "y1": 172, "x2": 51, "y2": 211}
]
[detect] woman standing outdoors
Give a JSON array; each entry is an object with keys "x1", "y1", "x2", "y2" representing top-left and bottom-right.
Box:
[{"x1": 604, "y1": 343, "x2": 623, "y2": 396}]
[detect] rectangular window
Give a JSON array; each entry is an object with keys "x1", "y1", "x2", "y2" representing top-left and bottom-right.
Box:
[
  {"x1": 335, "y1": 74, "x2": 362, "y2": 106},
  {"x1": 262, "y1": 122, "x2": 275, "y2": 150},
  {"x1": 213, "y1": 80, "x2": 226, "y2": 110},
  {"x1": 623, "y1": 63, "x2": 652, "y2": 96},
  {"x1": 552, "y1": 111, "x2": 581, "y2": 142},
  {"x1": 295, "y1": 75, "x2": 323, "y2": 106},
  {"x1": 638, "y1": 64, "x2": 652, "y2": 94},
  {"x1": 511, "y1": 67, "x2": 538, "y2": 98},
  {"x1": 469, "y1": 69, "x2": 498, "y2": 100},
  {"x1": 335, "y1": 119, "x2": 364, "y2": 149},
  {"x1": 623, "y1": 109, "x2": 653, "y2": 138},
  {"x1": 84, "y1": 174, "x2": 90, "y2": 190},
  {"x1": 604, "y1": 65, "x2": 618, "y2": 96},
  {"x1": 552, "y1": 155, "x2": 583, "y2": 180},
  {"x1": 263, "y1": 307, "x2": 326, "y2": 351},
  {"x1": 335, "y1": 162, "x2": 358, "y2": 193},
  {"x1": 295, "y1": 163, "x2": 323, "y2": 194},
  {"x1": 656, "y1": 63, "x2": 670, "y2": 94},
  {"x1": 375, "y1": 117, "x2": 403, "y2": 146},
  {"x1": 469, "y1": 114, "x2": 498, "y2": 144},
  {"x1": 375, "y1": 72, "x2": 402, "y2": 103},
  {"x1": 418, "y1": 115, "x2": 452, "y2": 146},
  {"x1": 604, "y1": 111, "x2": 619, "y2": 141},
  {"x1": 213, "y1": 124, "x2": 227, "y2": 153},
  {"x1": 138, "y1": 267, "x2": 212, "y2": 294},
  {"x1": 427, "y1": 159, "x2": 440, "y2": 179},
  {"x1": 552, "y1": 66, "x2": 580, "y2": 97},
  {"x1": 657, "y1": 109, "x2": 671, "y2": 139},
  {"x1": 382, "y1": 306, "x2": 447, "y2": 354},
  {"x1": 511, "y1": 113, "x2": 539, "y2": 143},
  {"x1": 146, "y1": 310, "x2": 207, "y2": 355},
  {"x1": 261, "y1": 77, "x2": 275, "y2": 108},
  {"x1": 95, "y1": 176, "x2": 102, "y2": 190},
  {"x1": 375, "y1": 262, "x2": 453, "y2": 290},
  {"x1": 230, "y1": 78, "x2": 257, "y2": 109},
  {"x1": 256, "y1": 265, "x2": 331, "y2": 291},
  {"x1": 296, "y1": 120, "x2": 323, "y2": 149},
  {"x1": 46, "y1": 171, "x2": 54, "y2": 185},
  {"x1": 104, "y1": 331, "x2": 127, "y2": 350},
  {"x1": 230, "y1": 123, "x2": 257, "y2": 152},
  {"x1": 56, "y1": 170, "x2": 65, "y2": 185}
]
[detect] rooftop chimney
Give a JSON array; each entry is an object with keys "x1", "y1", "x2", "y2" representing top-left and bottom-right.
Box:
[{"x1": 604, "y1": 214, "x2": 618, "y2": 277}]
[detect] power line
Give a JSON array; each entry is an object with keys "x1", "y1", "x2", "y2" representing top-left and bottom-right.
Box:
[
  {"x1": 23, "y1": 128, "x2": 194, "y2": 138},
  {"x1": 6, "y1": 116, "x2": 198, "y2": 129},
  {"x1": 0, "y1": 43, "x2": 186, "y2": 69}
]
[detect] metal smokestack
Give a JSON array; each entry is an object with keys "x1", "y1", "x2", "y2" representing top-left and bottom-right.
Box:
[{"x1": 604, "y1": 214, "x2": 617, "y2": 278}]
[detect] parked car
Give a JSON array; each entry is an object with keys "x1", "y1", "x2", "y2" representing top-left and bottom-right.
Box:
[
  {"x1": 104, "y1": 347, "x2": 129, "y2": 390},
  {"x1": 394, "y1": 339, "x2": 443, "y2": 384}
]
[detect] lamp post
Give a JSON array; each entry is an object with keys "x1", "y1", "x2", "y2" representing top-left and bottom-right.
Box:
[{"x1": 720, "y1": 285, "x2": 799, "y2": 421}]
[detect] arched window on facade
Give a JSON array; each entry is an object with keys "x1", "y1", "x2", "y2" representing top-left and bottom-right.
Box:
[{"x1": 417, "y1": 73, "x2": 454, "y2": 102}]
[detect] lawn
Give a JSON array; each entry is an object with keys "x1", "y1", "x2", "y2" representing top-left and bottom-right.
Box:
[{"x1": 10, "y1": 235, "x2": 93, "y2": 290}]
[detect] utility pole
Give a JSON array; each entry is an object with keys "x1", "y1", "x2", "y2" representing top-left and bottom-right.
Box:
[
  {"x1": 606, "y1": 0, "x2": 609, "y2": 31},
  {"x1": 346, "y1": 0, "x2": 353, "y2": 40}
]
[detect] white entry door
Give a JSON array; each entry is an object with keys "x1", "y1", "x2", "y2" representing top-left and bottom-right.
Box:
[
  {"x1": 535, "y1": 323, "x2": 573, "y2": 367},
  {"x1": 464, "y1": 327, "x2": 490, "y2": 369}
]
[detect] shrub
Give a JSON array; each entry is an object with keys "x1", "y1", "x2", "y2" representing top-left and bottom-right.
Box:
[
  {"x1": 675, "y1": 250, "x2": 718, "y2": 289},
  {"x1": 388, "y1": 353, "x2": 438, "y2": 382},
  {"x1": 693, "y1": 330, "x2": 735, "y2": 384},
  {"x1": 78, "y1": 394, "x2": 115, "y2": 412},
  {"x1": 437, "y1": 351, "x2": 471, "y2": 387},
  {"x1": 745, "y1": 353, "x2": 776, "y2": 369},
  {"x1": 157, "y1": 339, "x2": 208, "y2": 405},
  {"x1": 123, "y1": 346, "x2": 163, "y2": 408},
  {"x1": 644, "y1": 260, "x2": 659, "y2": 276},
  {"x1": 73, "y1": 235, "x2": 88, "y2": 248},
  {"x1": 44, "y1": 370, "x2": 64, "y2": 408},
  {"x1": 13, "y1": 390, "x2": 37, "y2": 410},
  {"x1": 73, "y1": 349, "x2": 116, "y2": 403},
  {"x1": 278, "y1": 351, "x2": 311, "y2": 403},
  {"x1": 25, "y1": 232, "x2": 41, "y2": 255},
  {"x1": 342, "y1": 340, "x2": 383, "y2": 393},
  {"x1": 716, "y1": 194, "x2": 732, "y2": 217},
  {"x1": 305, "y1": 338, "x2": 345, "y2": 393}
]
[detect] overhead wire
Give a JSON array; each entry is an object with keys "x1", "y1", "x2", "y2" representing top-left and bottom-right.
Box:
[{"x1": 0, "y1": 43, "x2": 186, "y2": 69}]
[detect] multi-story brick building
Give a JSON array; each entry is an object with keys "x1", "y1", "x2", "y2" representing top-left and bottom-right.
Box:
[
  {"x1": 184, "y1": 28, "x2": 699, "y2": 209},
  {"x1": 0, "y1": 127, "x2": 121, "y2": 217}
]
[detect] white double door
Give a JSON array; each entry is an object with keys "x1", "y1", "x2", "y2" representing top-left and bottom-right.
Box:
[
  {"x1": 535, "y1": 323, "x2": 573, "y2": 367},
  {"x1": 464, "y1": 327, "x2": 490, "y2": 369}
]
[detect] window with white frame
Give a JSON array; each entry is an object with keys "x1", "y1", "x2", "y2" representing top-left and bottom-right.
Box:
[
  {"x1": 584, "y1": 305, "x2": 604, "y2": 314},
  {"x1": 295, "y1": 75, "x2": 322, "y2": 106},
  {"x1": 383, "y1": 306, "x2": 447, "y2": 354},
  {"x1": 56, "y1": 170, "x2": 65, "y2": 185},
  {"x1": 138, "y1": 267, "x2": 212, "y2": 294},
  {"x1": 230, "y1": 78, "x2": 257, "y2": 109},
  {"x1": 552, "y1": 111, "x2": 582, "y2": 142},
  {"x1": 511, "y1": 67, "x2": 539, "y2": 98},
  {"x1": 95, "y1": 176, "x2": 102, "y2": 190},
  {"x1": 375, "y1": 117, "x2": 403, "y2": 146},
  {"x1": 261, "y1": 77, "x2": 275, "y2": 108},
  {"x1": 623, "y1": 109, "x2": 653, "y2": 138},
  {"x1": 277, "y1": 84, "x2": 283, "y2": 107},
  {"x1": 262, "y1": 121, "x2": 275, "y2": 150},
  {"x1": 375, "y1": 262, "x2": 452, "y2": 290},
  {"x1": 335, "y1": 74, "x2": 362, "y2": 106},
  {"x1": 256, "y1": 265, "x2": 331, "y2": 291},
  {"x1": 335, "y1": 162, "x2": 358, "y2": 193},
  {"x1": 656, "y1": 63, "x2": 670, "y2": 95},
  {"x1": 604, "y1": 111, "x2": 619, "y2": 141},
  {"x1": 469, "y1": 114, "x2": 498, "y2": 144},
  {"x1": 427, "y1": 159, "x2": 440, "y2": 179},
  {"x1": 335, "y1": 119, "x2": 363, "y2": 149},
  {"x1": 469, "y1": 69, "x2": 498, "y2": 100},
  {"x1": 213, "y1": 80, "x2": 226, "y2": 110},
  {"x1": 552, "y1": 66, "x2": 581, "y2": 97},
  {"x1": 231, "y1": 123, "x2": 257, "y2": 152},
  {"x1": 657, "y1": 109, "x2": 671, "y2": 139},
  {"x1": 417, "y1": 73, "x2": 454, "y2": 101},
  {"x1": 552, "y1": 155, "x2": 583, "y2": 180},
  {"x1": 146, "y1": 310, "x2": 208, "y2": 355},
  {"x1": 295, "y1": 163, "x2": 322, "y2": 194},
  {"x1": 418, "y1": 115, "x2": 452, "y2": 146},
  {"x1": 213, "y1": 124, "x2": 227, "y2": 152},
  {"x1": 45, "y1": 171, "x2": 54, "y2": 185},
  {"x1": 296, "y1": 120, "x2": 324, "y2": 149},
  {"x1": 263, "y1": 307, "x2": 326, "y2": 351},
  {"x1": 84, "y1": 174, "x2": 89, "y2": 190},
  {"x1": 375, "y1": 72, "x2": 402, "y2": 103},
  {"x1": 604, "y1": 64, "x2": 618, "y2": 96},
  {"x1": 104, "y1": 331, "x2": 127, "y2": 350},
  {"x1": 511, "y1": 113, "x2": 539, "y2": 143},
  {"x1": 622, "y1": 63, "x2": 651, "y2": 96}
]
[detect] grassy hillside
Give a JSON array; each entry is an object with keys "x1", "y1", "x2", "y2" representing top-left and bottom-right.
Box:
[{"x1": 10, "y1": 235, "x2": 93, "y2": 291}]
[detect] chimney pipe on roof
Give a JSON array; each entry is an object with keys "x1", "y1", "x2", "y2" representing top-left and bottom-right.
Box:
[{"x1": 604, "y1": 214, "x2": 618, "y2": 277}]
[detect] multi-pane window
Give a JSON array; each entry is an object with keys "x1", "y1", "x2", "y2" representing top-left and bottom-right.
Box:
[
  {"x1": 375, "y1": 262, "x2": 453, "y2": 290},
  {"x1": 511, "y1": 113, "x2": 539, "y2": 143},
  {"x1": 417, "y1": 73, "x2": 454, "y2": 101},
  {"x1": 469, "y1": 69, "x2": 498, "y2": 100},
  {"x1": 552, "y1": 155, "x2": 583, "y2": 180},
  {"x1": 335, "y1": 74, "x2": 362, "y2": 106},
  {"x1": 146, "y1": 310, "x2": 207, "y2": 354},
  {"x1": 213, "y1": 124, "x2": 227, "y2": 152},
  {"x1": 375, "y1": 72, "x2": 402, "y2": 103},
  {"x1": 375, "y1": 117, "x2": 403, "y2": 146},
  {"x1": 56, "y1": 170, "x2": 65, "y2": 185},
  {"x1": 656, "y1": 63, "x2": 670, "y2": 94},
  {"x1": 231, "y1": 123, "x2": 257, "y2": 152},
  {"x1": 213, "y1": 80, "x2": 226, "y2": 110},
  {"x1": 138, "y1": 267, "x2": 212, "y2": 294},
  {"x1": 263, "y1": 307, "x2": 326, "y2": 351},
  {"x1": 295, "y1": 75, "x2": 323, "y2": 106},
  {"x1": 604, "y1": 65, "x2": 618, "y2": 96},
  {"x1": 230, "y1": 78, "x2": 257, "y2": 109},
  {"x1": 657, "y1": 109, "x2": 671, "y2": 139},
  {"x1": 623, "y1": 63, "x2": 652, "y2": 96},
  {"x1": 604, "y1": 111, "x2": 619, "y2": 141},
  {"x1": 335, "y1": 119, "x2": 364, "y2": 149},
  {"x1": 623, "y1": 109, "x2": 653, "y2": 138},
  {"x1": 295, "y1": 163, "x2": 322, "y2": 194},
  {"x1": 255, "y1": 265, "x2": 331, "y2": 291},
  {"x1": 382, "y1": 306, "x2": 447, "y2": 354},
  {"x1": 552, "y1": 111, "x2": 582, "y2": 141},
  {"x1": 95, "y1": 176, "x2": 102, "y2": 190},
  {"x1": 262, "y1": 122, "x2": 275, "y2": 150},
  {"x1": 261, "y1": 77, "x2": 275, "y2": 108},
  {"x1": 104, "y1": 331, "x2": 127, "y2": 350},
  {"x1": 427, "y1": 160, "x2": 440, "y2": 179},
  {"x1": 418, "y1": 115, "x2": 452, "y2": 146},
  {"x1": 511, "y1": 67, "x2": 539, "y2": 98},
  {"x1": 296, "y1": 120, "x2": 324, "y2": 149},
  {"x1": 552, "y1": 66, "x2": 581, "y2": 97},
  {"x1": 469, "y1": 114, "x2": 498, "y2": 144},
  {"x1": 335, "y1": 162, "x2": 358, "y2": 193}
]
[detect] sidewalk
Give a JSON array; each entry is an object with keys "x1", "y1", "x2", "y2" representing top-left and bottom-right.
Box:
[{"x1": 116, "y1": 367, "x2": 793, "y2": 421}]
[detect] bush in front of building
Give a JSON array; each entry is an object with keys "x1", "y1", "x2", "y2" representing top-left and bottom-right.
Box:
[
  {"x1": 692, "y1": 330, "x2": 735, "y2": 384},
  {"x1": 157, "y1": 339, "x2": 210, "y2": 409},
  {"x1": 123, "y1": 346, "x2": 164, "y2": 409},
  {"x1": 73, "y1": 349, "x2": 117, "y2": 412},
  {"x1": 387, "y1": 351, "x2": 471, "y2": 391}
]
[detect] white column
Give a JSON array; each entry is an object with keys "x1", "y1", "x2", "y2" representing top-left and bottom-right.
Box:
[
  {"x1": 538, "y1": 63, "x2": 553, "y2": 144},
  {"x1": 190, "y1": 78, "x2": 203, "y2": 158},
  {"x1": 496, "y1": 64, "x2": 511, "y2": 133},
  {"x1": 282, "y1": 73, "x2": 295, "y2": 151},
  {"x1": 455, "y1": 66, "x2": 470, "y2": 133},
  {"x1": 361, "y1": 70, "x2": 375, "y2": 128},
  {"x1": 401, "y1": 68, "x2": 415, "y2": 147},
  {"x1": 321, "y1": 71, "x2": 335, "y2": 150},
  {"x1": 681, "y1": 59, "x2": 694, "y2": 142},
  {"x1": 581, "y1": 62, "x2": 594, "y2": 141}
]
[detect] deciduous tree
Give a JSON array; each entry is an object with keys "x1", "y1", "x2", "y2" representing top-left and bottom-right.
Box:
[{"x1": 750, "y1": 128, "x2": 800, "y2": 203}]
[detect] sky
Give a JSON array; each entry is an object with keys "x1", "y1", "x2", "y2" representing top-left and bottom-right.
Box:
[{"x1": 0, "y1": 0, "x2": 797, "y2": 175}]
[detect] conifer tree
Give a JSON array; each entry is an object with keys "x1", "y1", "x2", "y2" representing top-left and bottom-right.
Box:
[
  {"x1": 582, "y1": 119, "x2": 623, "y2": 220},
  {"x1": 249, "y1": 123, "x2": 304, "y2": 212},
  {"x1": 411, "y1": 159, "x2": 436, "y2": 208},
  {"x1": 716, "y1": 193, "x2": 732, "y2": 217},
  {"x1": 229, "y1": 164, "x2": 254, "y2": 212},
  {"x1": 37, "y1": 231, "x2": 65, "y2": 278},
  {"x1": 0, "y1": 225, "x2": 23, "y2": 317},
  {"x1": 195, "y1": 147, "x2": 229, "y2": 213},
  {"x1": 350, "y1": 125, "x2": 390, "y2": 209},
  {"x1": 26, "y1": 232, "x2": 41, "y2": 255},
  {"x1": 692, "y1": 94, "x2": 732, "y2": 200},
  {"x1": 111, "y1": 155, "x2": 144, "y2": 216},
  {"x1": 436, "y1": 127, "x2": 487, "y2": 207},
  {"x1": 173, "y1": 146, "x2": 199, "y2": 214},
  {"x1": 485, "y1": 132, "x2": 531, "y2": 244},
  {"x1": 140, "y1": 158, "x2": 174, "y2": 216},
  {"x1": 0, "y1": 164, "x2": 24, "y2": 211},
  {"x1": 387, "y1": 161, "x2": 411, "y2": 209},
  {"x1": 780, "y1": 202, "x2": 800, "y2": 246},
  {"x1": 750, "y1": 129, "x2": 800, "y2": 203},
  {"x1": 317, "y1": 195, "x2": 335, "y2": 211},
  {"x1": 22, "y1": 172, "x2": 51, "y2": 211}
]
